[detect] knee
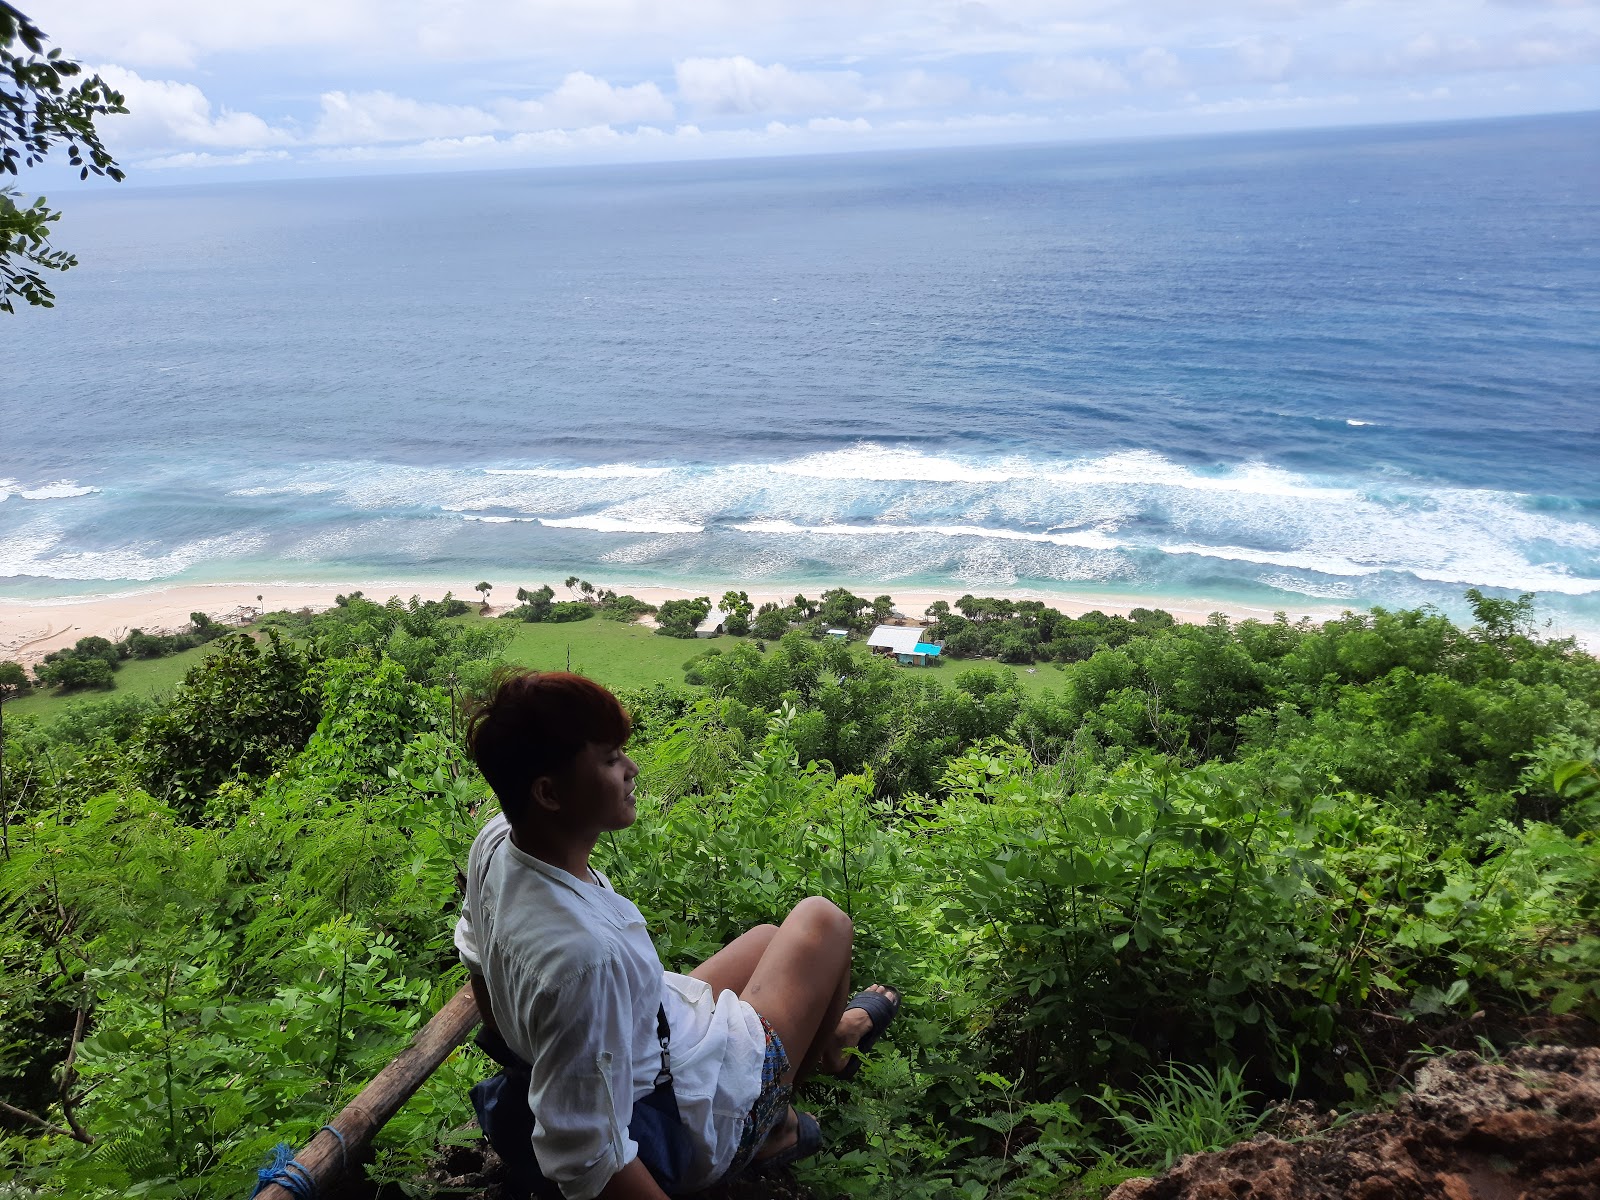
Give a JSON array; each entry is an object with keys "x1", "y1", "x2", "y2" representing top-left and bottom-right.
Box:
[
  {"x1": 752, "y1": 922, "x2": 780, "y2": 942},
  {"x1": 790, "y1": 895, "x2": 853, "y2": 941}
]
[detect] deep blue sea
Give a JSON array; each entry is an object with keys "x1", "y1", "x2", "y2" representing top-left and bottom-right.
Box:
[{"x1": 3, "y1": 112, "x2": 1598, "y2": 636}]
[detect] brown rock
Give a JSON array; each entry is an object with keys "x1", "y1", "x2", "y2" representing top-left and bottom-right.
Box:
[{"x1": 1099, "y1": 1047, "x2": 1600, "y2": 1200}]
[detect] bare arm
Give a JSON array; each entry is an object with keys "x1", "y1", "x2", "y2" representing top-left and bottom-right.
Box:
[
  {"x1": 468, "y1": 970, "x2": 500, "y2": 1038},
  {"x1": 596, "y1": 1157, "x2": 670, "y2": 1200}
]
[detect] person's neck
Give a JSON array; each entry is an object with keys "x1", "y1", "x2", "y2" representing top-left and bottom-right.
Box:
[{"x1": 509, "y1": 821, "x2": 600, "y2": 884}]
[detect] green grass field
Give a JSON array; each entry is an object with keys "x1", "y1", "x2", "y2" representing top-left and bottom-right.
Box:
[
  {"x1": 496, "y1": 616, "x2": 1064, "y2": 696},
  {"x1": 3, "y1": 641, "x2": 224, "y2": 722},
  {"x1": 3, "y1": 613, "x2": 1063, "y2": 726}
]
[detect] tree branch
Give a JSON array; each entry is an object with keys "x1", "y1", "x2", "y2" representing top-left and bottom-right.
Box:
[
  {"x1": 0, "y1": 1099, "x2": 88, "y2": 1143},
  {"x1": 58, "y1": 1003, "x2": 93, "y2": 1143}
]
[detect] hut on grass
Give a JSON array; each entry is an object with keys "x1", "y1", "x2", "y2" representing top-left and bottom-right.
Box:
[
  {"x1": 694, "y1": 608, "x2": 728, "y2": 637},
  {"x1": 866, "y1": 624, "x2": 942, "y2": 666}
]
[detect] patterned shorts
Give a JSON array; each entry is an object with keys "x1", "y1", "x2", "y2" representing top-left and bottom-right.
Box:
[{"x1": 724, "y1": 1013, "x2": 793, "y2": 1177}]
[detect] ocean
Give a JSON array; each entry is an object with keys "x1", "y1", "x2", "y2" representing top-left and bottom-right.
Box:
[{"x1": 3, "y1": 111, "x2": 1598, "y2": 636}]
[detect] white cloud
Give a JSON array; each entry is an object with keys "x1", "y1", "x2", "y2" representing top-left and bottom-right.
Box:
[
  {"x1": 311, "y1": 91, "x2": 499, "y2": 145},
  {"x1": 675, "y1": 56, "x2": 867, "y2": 114},
  {"x1": 876, "y1": 69, "x2": 973, "y2": 109},
  {"x1": 1129, "y1": 47, "x2": 1187, "y2": 89},
  {"x1": 1332, "y1": 29, "x2": 1600, "y2": 77},
  {"x1": 142, "y1": 149, "x2": 294, "y2": 169},
  {"x1": 1009, "y1": 56, "x2": 1130, "y2": 99},
  {"x1": 806, "y1": 115, "x2": 872, "y2": 132},
  {"x1": 1189, "y1": 91, "x2": 1360, "y2": 116},
  {"x1": 1231, "y1": 37, "x2": 1296, "y2": 82},
  {"x1": 32, "y1": 0, "x2": 1598, "y2": 176},
  {"x1": 494, "y1": 72, "x2": 674, "y2": 131},
  {"x1": 97, "y1": 65, "x2": 292, "y2": 151}
]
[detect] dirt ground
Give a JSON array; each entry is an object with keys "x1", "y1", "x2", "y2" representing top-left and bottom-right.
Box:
[
  {"x1": 405, "y1": 1044, "x2": 1600, "y2": 1200},
  {"x1": 1107, "y1": 1045, "x2": 1600, "y2": 1200}
]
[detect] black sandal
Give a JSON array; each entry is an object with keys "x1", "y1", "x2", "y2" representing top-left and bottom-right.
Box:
[
  {"x1": 748, "y1": 1110, "x2": 822, "y2": 1175},
  {"x1": 837, "y1": 986, "x2": 900, "y2": 1082}
]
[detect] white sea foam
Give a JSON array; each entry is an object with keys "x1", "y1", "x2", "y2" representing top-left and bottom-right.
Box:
[
  {"x1": 39, "y1": 445, "x2": 1597, "y2": 623},
  {"x1": 771, "y1": 445, "x2": 1020, "y2": 484},
  {"x1": 539, "y1": 516, "x2": 703, "y2": 534},
  {"x1": 1039, "y1": 451, "x2": 1358, "y2": 500},
  {"x1": 1158, "y1": 543, "x2": 1386, "y2": 577},
  {"x1": 730, "y1": 519, "x2": 1122, "y2": 549},
  {"x1": 0, "y1": 531, "x2": 266, "y2": 581},
  {"x1": 231, "y1": 481, "x2": 341, "y2": 497},
  {"x1": 1346, "y1": 419, "x2": 1374, "y2": 427},
  {"x1": 486, "y1": 465, "x2": 672, "y2": 479},
  {"x1": 0, "y1": 479, "x2": 98, "y2": 501},
  {"x1": 1406, "y1": 564, "x2": 1600, "y2": 596}
]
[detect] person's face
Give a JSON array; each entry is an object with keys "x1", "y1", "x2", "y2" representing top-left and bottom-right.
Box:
[{"x1": 547, "y1": 741, "x2": 638, "y2": 833}]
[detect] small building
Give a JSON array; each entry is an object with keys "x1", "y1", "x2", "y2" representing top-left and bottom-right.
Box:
[
  {"x1": 824, "y1": 627, "x2": 850, "y2": 640},
  {"x1": 866, "y1": 624, "x2": 943, "y2": 666},
  {"x1": 694, "y1": 608, "x2": 728, "y2": 637}
]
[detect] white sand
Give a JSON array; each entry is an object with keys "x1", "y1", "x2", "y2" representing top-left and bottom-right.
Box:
[{"x1": 0, "y1": 578, "x2": 1353, "y2": 670}]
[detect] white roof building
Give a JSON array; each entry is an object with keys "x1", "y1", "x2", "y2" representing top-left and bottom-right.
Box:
[
  {"x1": 867, "y1": 625, "x2": 927, "y2": 655},
  {"x1": 694, "y1": 607, "x2": 729, "y2": 637}
]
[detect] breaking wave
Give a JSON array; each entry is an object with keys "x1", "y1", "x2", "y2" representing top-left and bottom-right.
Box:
[
  {"x1": 0, "y1": 479, "x2": 98, "y2": 502},
  {"x1": 5, "y1": 443, "x2": 1599, "y2": 636}
]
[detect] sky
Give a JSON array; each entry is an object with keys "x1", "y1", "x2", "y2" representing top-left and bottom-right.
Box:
[{"x1": 21, "y1": 0, "x2": 1600, "y2": 181}]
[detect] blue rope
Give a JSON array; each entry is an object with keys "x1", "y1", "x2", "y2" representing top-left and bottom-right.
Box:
[{"x1": 250, "y1": 1126, "x2": 346, "y2": 1198}]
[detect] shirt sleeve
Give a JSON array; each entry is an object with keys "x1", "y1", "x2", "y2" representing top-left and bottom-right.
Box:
[
  {"x1": 454, "y1": 899, "x2": 481, "y2": 972},
  {"x1": 523, "y1": 956, "x2": 649, "y2": 1200}
]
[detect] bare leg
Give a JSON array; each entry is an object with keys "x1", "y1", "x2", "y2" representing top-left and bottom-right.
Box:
[
  {"x1": 740, "y1": 897, "x2": 855, "y2": 1088},
  {"x1": 739, "y1": 899, "x2": 897, "y2": 1165},
  {"x1": 689, "y1": 924, "x2": 778, "y2": 997}
]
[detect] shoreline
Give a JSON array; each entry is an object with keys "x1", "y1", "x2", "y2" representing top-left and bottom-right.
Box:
[{"x1": 0, "y1": 578, "x2": 1354, "y2": 671}]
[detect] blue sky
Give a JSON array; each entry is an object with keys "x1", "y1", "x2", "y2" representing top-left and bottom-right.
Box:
[{"x1": 26, "y1": 0, "x2": 1600, "y2": 180}]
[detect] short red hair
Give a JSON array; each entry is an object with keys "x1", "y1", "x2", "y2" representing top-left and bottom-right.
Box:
[{"x1": 466, "y1": 670, "x2": 632, "y2": 821}]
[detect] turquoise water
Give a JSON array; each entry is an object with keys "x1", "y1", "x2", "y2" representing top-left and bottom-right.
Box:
[{"x1": 3, "y1": 112, "x2": 1598, "y2": 635}]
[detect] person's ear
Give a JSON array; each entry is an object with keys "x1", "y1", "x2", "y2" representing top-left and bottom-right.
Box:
[{"x1": 529, "y1": 774, "x2": 563, "y2": 814}]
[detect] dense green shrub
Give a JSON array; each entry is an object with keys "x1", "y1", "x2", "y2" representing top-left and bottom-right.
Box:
[
  {"x1": 1, "y1": 592, "x2": 1597, "y2": 1199},
  {"x1": 655, "y1": 596, "x2": 713, "y2": 638},
  {"x1": 923, "y1": 597, "x2": 1177, "y2": 665}
]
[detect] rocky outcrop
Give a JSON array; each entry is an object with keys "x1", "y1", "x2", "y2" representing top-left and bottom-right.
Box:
[{"x1": 1107, "y1": 1046, "x2": 1600, "y2": 1200}]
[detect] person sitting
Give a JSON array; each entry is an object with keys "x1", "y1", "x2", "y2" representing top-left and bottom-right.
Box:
[{"x1": 454, "y1": 669, "x2": 900, "y2": 1199}]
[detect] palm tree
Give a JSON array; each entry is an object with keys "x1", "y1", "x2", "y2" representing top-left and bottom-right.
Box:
[
  {"x1": 475, "y1": 581, "x2": 492, "y2": 608},
  {"x1": 564, "y1": 575, "x2": 581, "y2": 597}
]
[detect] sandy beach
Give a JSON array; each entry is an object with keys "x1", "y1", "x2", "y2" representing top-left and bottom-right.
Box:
[{"x1": 0, "y1": 578, "x2": 1354, "y2": 671}]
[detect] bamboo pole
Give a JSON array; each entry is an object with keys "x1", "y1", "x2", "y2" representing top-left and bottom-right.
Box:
[{"x1": 254, "y1": 983, "x2": 481, "y2": 1200}]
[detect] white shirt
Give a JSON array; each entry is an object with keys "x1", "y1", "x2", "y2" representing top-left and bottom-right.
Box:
[{"x1": 454, "y1": 815, "x2": 768, "y2": 1200}]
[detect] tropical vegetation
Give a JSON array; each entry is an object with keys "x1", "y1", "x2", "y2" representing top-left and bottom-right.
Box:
[{"x1": 0, "y1": 588, "x2": 1596, "y2": 1198}]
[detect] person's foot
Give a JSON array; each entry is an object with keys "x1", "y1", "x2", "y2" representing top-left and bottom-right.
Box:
[
  {"x1": 822, "y1": 983, "x2": 897, "y2": 1076},
  {"x1": 752, "y1": 1106, "x2": 799, "y2": 1163}
]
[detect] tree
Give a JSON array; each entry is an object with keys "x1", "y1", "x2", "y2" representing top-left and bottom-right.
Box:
[
  {"x1": 1465, "y1": 588, "x2": 1536, "y2": 643},
  {"x1": 751, "y1": 604, "x2": 789, "y2": 641},
  {"x1": 818, "y1": 587, "x2": 869, "y2": 630},
  {"x1": 34, "y1": 634, "x2": 121, "y2": 691},
  {"x1": 2, "y1": 4, "x2": 126, "y2": 313},
  {"x1": 474, "y1": 581, "x2": 492, "y2": 607},
  {"x1": 564, "y1": 575, "x2": 581, "y2": 597},
  {"x1": 0, "y1": 658, "x2": 28, "y2": 699},
  {"x1": 719, "y1": 590, "x2": 754, "y2": 636},
  {"x1": 655, "y1": 597, "x2": 712, "y2": 639},
  {"x1": 872, "y1": 594, "x2": 895, "y2": 624}
]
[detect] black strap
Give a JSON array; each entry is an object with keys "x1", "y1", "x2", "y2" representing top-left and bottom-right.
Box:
[
  {"x1": 478, "y1": 1002, "x2": 674, "y2": 1085},
  {"x1": 653, "y1": 1003, "x2": 672, "y2": 1087}
]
